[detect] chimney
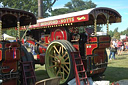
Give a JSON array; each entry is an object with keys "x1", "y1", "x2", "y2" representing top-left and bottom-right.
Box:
[{"x1": 38, "y1": 0, "x2": 43, "y2": 19}]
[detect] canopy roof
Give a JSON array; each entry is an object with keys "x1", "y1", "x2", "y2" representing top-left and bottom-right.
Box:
[
  {"x1": 0, "y1": 8, "x2": 36, "y2": 29},
  {"x1": 26, "y1": 7, "x2": 121, "y2": 30}
]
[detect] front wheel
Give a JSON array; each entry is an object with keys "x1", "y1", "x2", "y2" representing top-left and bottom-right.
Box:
[{"x1": 45, "y1": 40, "x2": 75, "y2": 85}]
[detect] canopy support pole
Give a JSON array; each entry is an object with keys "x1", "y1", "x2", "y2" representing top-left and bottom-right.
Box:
[
  {"x1": 17, "y1": 21, "x2": 20, "y2": 40},
  {"x1": 0, "y1": 20, "x2": 2, "y2": 37},
  {"x1": 107, "y1": 20, "x2": 109, "y2": 35},
  {"x1": 94, "y1": 19, "x2": 97, "y2": 35}
]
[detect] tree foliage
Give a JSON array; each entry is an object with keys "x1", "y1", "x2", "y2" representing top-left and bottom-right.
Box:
[
  {"x1": 108, "y1": 30, "x2": 114, "y2": 37},
  {"x1": 0, "y1": 0, "x2": 57, "y2": 18},
  {"x1": 120, "y1": 28, "x2": 128, "y2": 35},
  {"x1": 51, "y1": 0, "x2": 97, "y2": 16},
  {"x1": 6, "y1": 28, "x2": 17, "y2": 38},
  {"x1": 51, "y1": 8, "x2": 70, "y2": 16},
  {"x1": 113, "y1": 32, "x2": 120, "y2": 40}
]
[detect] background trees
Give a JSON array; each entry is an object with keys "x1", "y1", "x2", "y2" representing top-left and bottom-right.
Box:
[
  {"x1": 0, "y1": 0, "x2": 127, "y2": 39},
  {"x1": 51, "y1": 0, "x2": 96, "y2": 16},
  {"x1": 0, "y1": 0, "x2": 57, "y2": 18}
]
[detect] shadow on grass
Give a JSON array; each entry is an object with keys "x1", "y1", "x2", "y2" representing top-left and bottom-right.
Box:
[
  {"x1": 116, "y1": 57, "x2": 127, "y2": 60},
  {"x1": 35, "y1": 69, "x2": 49, "y2": 81},
  {"x1": 122, "y1": 54, "x2": 128, "y2": 55},
  {"x1": 104, "y1": 67, "x2": 128, "y2": 82}
]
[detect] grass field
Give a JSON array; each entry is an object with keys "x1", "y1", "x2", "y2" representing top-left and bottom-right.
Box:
[
  {"x1": 104, "y1": 50, "x2": 128, "y2": 82},
  {"x1": 35, "y1": 49, "x2": 128, "y2": 83}
]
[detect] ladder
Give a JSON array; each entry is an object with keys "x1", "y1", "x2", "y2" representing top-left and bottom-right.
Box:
[
  {"x1": 71, "y1": 52, "x2": 89, "y2": 85},
  {"x1": 20, "y1": 61, "x2": 36, "y2": 85}
]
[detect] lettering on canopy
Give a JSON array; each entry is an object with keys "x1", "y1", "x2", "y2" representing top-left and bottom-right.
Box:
[
  {"x1": 40, "y1": 14, "x2": 88, "y2": 26},
  {"x1": 28, "y1": 14, "x2": 89, "y2": 29}
]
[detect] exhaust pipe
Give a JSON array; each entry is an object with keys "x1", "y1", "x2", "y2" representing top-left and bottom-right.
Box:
[{"x1": 38, "y1": 0, "x2": 43, "y2": 19}]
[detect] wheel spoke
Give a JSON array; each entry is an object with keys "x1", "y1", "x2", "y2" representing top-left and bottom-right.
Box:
[
  {"x1": 62, "y1": 68, "x2": 64, "y2": 80},
  {"x1": 64, "y1": 64, "x2": 69, "y2": 71},
  {"x1": 61, "y1": 62, "x2": 69, "y2": 64},
  {"x1": 49, "y1": 65, "x2": 57, "y2": 68},
  {"x1": 51, "y1": 60, "x2": 56, "y2": 63},
  {"x1": 62, "y1": 46, "x2": 64, "y2": 54},
  {"x1": 61, "y1": 52, "x2": 67, "y2": 60},
  {"x1": 46, "y1": 41, "x2": 74, "y2": 84},
  {"x1": 61, "y1": 66, "x2": 69, "y2": 75},
  {"x1": 54, "y1": 50, "x2": 57, "y2": 56},
  {"x1": 53, "y1": 45, "x2": 60, "y2": 55},
  {"x1": 49, "y1": 54, "x2": 55, "y2": 58},
  {"x1": 56, "y1": 67, "x2": 61, "y2": 76},
  {"x1": 59, "y1": 46, "x2": 61, "y2": 54},
  {"x1": 64, "y1": 57, "x2": 69, "y2": 61}
]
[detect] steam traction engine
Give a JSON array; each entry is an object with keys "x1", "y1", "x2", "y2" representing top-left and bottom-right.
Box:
[
  {"x1": 23, "y1": 7, "x2": 121, "y2": 84},
  {"x1": 0, "y1": 8, "x2": 36, "y2": 85}
]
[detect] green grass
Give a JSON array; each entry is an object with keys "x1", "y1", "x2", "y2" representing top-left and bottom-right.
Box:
[
  {"x1": 35, "y1": 64, "x2": 49, "y2": 81},
  {"x1": 35, "y1": 50, "x2": 128, "y2": 82},
  {"x1": 104, "y1": 50, "x2": 128, "y2": 82}
]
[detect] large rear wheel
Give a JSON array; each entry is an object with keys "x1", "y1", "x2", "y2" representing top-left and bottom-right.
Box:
[
  {"x1": 45, "y1": 40, "x2": 75, "y2": 85},
  {"x1": 20, "y1": 45, "x2": 35, "y2": 85}
]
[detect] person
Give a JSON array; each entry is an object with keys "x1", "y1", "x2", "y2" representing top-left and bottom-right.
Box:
[
  {"x1": 109, "y1": 41, "x2": 116, "y2": 60},
  {"x1": 79, "y1": 26, "x2": 87, "y2": 57},
  {"x1": 113, "y1": 39, "x2": 118, "y2": 54},
  {"x1": 117, "y1": 39, "x2": 122, "y2": 55},
  {"x1": 121, "y1": 39, "x2": 124, "y2": 51},
  {"x1": 125, "y1": 41, "x2": 128, "y2": 51}
]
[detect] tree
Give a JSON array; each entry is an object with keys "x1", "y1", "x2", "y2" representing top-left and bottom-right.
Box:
[
  {"x1": 6, "y1": 28, "x2": 17, "y2": 37},
  {"x1": 51, "y1": 8, "x2": 70, "y2": 16},
  {"x1": 113, "y1": 32, "x2": 120, "y2": 40},
  {"x1": 0, "y1": 0, "x2": 57, "y2": 18},
  {"x1": 111, "y1": 27, "x2": 120, "y2": 39},
  {"x1": 51, "y1": 0, "x2": 97, "y2": 16},
  {"x1": 109, "y1": 30, "x2": 114, "y2": 37},
  {"x1": 113, "y1": 27, "x2": 118, "y2": 33},
  {"x1": 120, "y1": 28, "x2": 128, "y2": 35}
]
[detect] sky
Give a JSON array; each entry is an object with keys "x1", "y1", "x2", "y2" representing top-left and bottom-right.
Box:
[{"x1": 52, "y1": 0, "x2": 128, "y2": 32}]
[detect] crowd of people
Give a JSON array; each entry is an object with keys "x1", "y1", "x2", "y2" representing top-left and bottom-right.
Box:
[{"x1": 109, "y1": 39, "x2": 127, "y2": 60}]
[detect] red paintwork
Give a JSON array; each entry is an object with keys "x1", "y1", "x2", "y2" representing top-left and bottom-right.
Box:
[
  {"x1": 99, "y1": 36, "x2": 110, "y2": 42},
  {"x1": 0, "y1": 50, "x2": 2, "y2": 61},
  {"x1": 26, "y1": 40, "x2": 35, "y2": 45},
  {"x1": 99, "y1": 43, "x2": 110, "y2": 48},
  {"x1": 2, "y1": 49, "x2": 20, "y2": 73},
  {"x1": 89, "y1": 37, "x2": 97, "y2": 42},
  {"x1": 94, "y1": 48, "x2": 105, "y2": 63},
  {"x1": 39, "y1": 46, "x2": 46, "y2": 54},
  {"x1": 50, "y1": 27, "x2": 68, "y2": 41},
  {"x1": 73, "y1": 44, "x2": 79, "y2": 51},
  {"x1": 37, "y1": 54, "x2": 40, "y2": 59},
  {"x1": 0, "y1": 44, "x2": 2, "y2": 48},
  {"x1": 2, "y1": 79, "x2": 17, "y2": 85},
  {"x1": 5, "y1": 50, "x2": 20, "y2": 61},
  {"x1": 39, "y1": 54, "x2": 45, "y2": 65},
  {"x1": 44, "y1": 35, "x2": 50, "y2": 44},
  {"x1": 5, "y1": 42, "x2": 20, "y2": 48},
  {"x1": 23, "y1": 14, "x2": 89, "y2": 30},
  {"x1": 86, "y1": 44, "x2": 98, "y2": 55},
  {"x1": 2, "y1": 62, "x2": 17, "y2": 73}
]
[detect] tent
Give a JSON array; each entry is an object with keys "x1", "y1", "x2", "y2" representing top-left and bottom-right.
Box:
[{"x1": 2, "y1": 33, "x2": 16, "y2": 40}]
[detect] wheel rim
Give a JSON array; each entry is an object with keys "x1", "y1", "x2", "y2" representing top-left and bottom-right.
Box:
[{"x1": 45, "y1": 42, "x2": 71, "y2": 84}]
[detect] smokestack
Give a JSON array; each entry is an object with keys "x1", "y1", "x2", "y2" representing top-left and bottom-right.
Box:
[{"x1": 38, "y1": 0, "x2": 43, "y2": 19}]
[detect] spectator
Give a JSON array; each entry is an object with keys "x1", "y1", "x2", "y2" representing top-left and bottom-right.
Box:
[
  {"x1": 109, "y1": 41, "x2": 116, "y2": 60},
  {"x1": 125, "y1": 42, "x2": 128, "y2": 51},
  {"x1": 121, "y1": 39, "x2": 124, "y2": 51},
  {"x1": 113, "y1": 39, "x2": 118, "y2": 54},
  {"x1": 117, "y1": 39, "x2": 122, "y2": 55}
]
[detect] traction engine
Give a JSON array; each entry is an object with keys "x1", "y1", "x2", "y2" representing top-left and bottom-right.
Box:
[{"x1": 24, "y1": 7, "x2": 121, "y2": 85}]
